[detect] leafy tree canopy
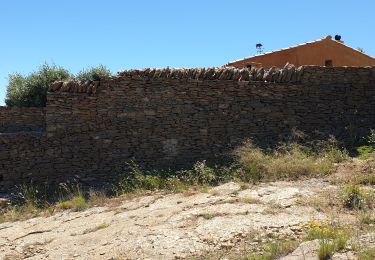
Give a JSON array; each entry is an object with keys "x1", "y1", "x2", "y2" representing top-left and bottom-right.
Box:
[{"x1": 5, "y1": 63, "x2": 112, "y2": 107}]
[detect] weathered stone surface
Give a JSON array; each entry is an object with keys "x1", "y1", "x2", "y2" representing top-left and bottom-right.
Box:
[
  {"x1": 264, "y1": 66, "x2": 277, "y2": 82},
  {"x1": 256, "y1": 68, "x2": 265, "y2": 81},
  {"x1": 280, "y1": 240, "x2": 320, "y2": 260},
  {"x1": 50, "y1": 81, "x2": 63, "y2": 91},
  {"x1": 285, "y1": 64, "x2": 296, "y2": 82},
  {"x1": 0, "y1": 107, "x2": 45, "y2": 133},
  {"x1": 0, "y1": 179, "x2": 329, "y2": 259}
]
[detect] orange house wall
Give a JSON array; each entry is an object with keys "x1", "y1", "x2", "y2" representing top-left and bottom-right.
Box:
[{"x1": 229, "y1": 39, "x2": 375, "y2": 69}]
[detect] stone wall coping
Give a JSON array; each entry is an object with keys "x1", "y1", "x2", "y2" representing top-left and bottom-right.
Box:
[{"x1": 48, "y1": 65, "x2": 375, "y2": 94}]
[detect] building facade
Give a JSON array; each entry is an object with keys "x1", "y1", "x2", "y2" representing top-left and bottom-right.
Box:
[{"x1": 227, "y1": 36, "x2": 375, "y2": 69}]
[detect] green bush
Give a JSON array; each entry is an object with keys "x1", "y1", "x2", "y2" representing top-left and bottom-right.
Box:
[
  {"x1": 5, "y1": 63, "x2": 71, "y2": 107},
  {"x1": 76, "y1": 65, "x2": 112, "y2": 81},
  {"x1": 356, "y1": 130, "x2": 375, "y2": 160},
  {"x1": 357, "y1": 145, "x2": 374, "y2": 160},
  {"x1": 342, "y1": 185, "x2": 367, "y2": 210},
  {"x1": 5, "y1": 64, "x2": 112, "y2": 107}
]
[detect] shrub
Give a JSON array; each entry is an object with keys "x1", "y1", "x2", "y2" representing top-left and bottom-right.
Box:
[
  {"x1": 4, "y1": 64, "x2": 112, "y2": 107},
  {"x1": 58, "y1": 195, "x2": 87, "y2": 211},
  {"x1": 357, "y1": 145, "x2": 374, "y2": 160},
  {"x1": 16, "y1": 184, "x2": 46, "y2": 208},
  {"x1": 5, "y1": 63, "x2": 71, "y2": 107},
  {"x1": 342, "y1": 185, "x2": 369, "y2": 210},
  {"x1": 356, "y1": 129, "x2": 375, "y2": 160},
  {"x1": 113, "y1": 161, "x2": 236, "y2": 195},
  {"x1": 188, "y1": 161, "x2": 217, "y2": 185},
  {"x1": 57, "y1": 184, "x2": 87, "y2": 211},
  {"x1": 234, "y1": 141, "x2": 267, "y2": 181},
  {"x1": 306, "y1": 221, "x2": 350, "y2": 260},
  {"x1": 356, "y1": 174, "x2": 375, "y2": 186},
  {"x1": 76, "y1": 65, "x2": 112, "y2": 81},
  {"x1": 114, "y1": 163, "x2": 157, "y2": 194}
]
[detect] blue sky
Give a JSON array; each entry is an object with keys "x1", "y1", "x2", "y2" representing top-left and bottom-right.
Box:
[{"x1": 1, "y1": 0, "x2": 374, "y2": 105}]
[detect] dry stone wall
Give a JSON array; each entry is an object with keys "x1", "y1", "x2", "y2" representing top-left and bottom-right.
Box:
[
  {"x1": 0, "y1": 107, "x2": 45, "y2": 132},
  {"x1": 1, "y1": 66, "x2": 375, "y2": 192}
]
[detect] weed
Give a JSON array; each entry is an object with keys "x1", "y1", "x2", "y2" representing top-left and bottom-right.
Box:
[
  {"x1": 356, "y1": 175, "x2": 375, "y2": 186},
  {"x1": 357, "y1": 248, "x2": 375, "y2": 260},
  {"x1": 318, "y1": 239, "x2": 336, "y2": 260},
  {"x1": 57, "y1": 185, "x2": 88, "y2": 211},
  {"x1": 190, "y1": 160, "x2": 217, "y2": 185},
  {"x1": 88, "y1": 190, "x2": 109, "y2": 207},
  {"x1": 322, "y1": 136, "x2": 349, "y2": 163},
  {"x1": 306, "y1": 221, "x2": 350, "y2": 260},
  {"x1": 164, "y1": 177, "x2": 189, "y2": 192},
  {"x1": 359, "y1": 212, "x2": 375, "y2": 225},
  {"x1": 246, "y1": 240, "x2": 299, "y2": 260},
  {"x1": 356, "y1": 129, "x2": 375, "y2": 160},
  {"x1": 240, "y1": 183, "x2": 250, "y2": 190},
  {"x1": 357, "y1": 145, "x2": 374, "y2": 160},
  {"x1": 209, "y1": 190, "x2": 220, "y2": 196},
  {"x1": 342, "y1": 185, "x2": 368, "y2": 210},
  {"x1": 242, "y1": 196, "x2": 261, "y2": 204},
  {"x1": 235, "y1": 140, "x2": 346, "y2": 182},
  {"x1": 59, "y1": 195, "x2": 87, "y2": 211},
  {"x1": 198, "y1": 213, "x2": 218, "y2": 220},
  {"x1": 199, "y1": 186, "x2": 210, "y2": 193},
  {"x1": 82, "y1": 223, "x2": 110, "y2": 234}
]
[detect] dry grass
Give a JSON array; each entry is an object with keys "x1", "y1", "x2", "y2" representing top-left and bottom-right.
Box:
[
  {"x1": 241, "y1": 196, "x2": 261, "y2": 204},
  {"x1": 235, "y1": 141, "x2": 347, "y2": 181},
  {"x1": 82, "y1": 223, "x2": 110, "y2": 234}
]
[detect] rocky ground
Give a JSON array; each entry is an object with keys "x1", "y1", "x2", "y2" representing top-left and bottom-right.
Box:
[{"x1": 1, "y1": 161, "x2": 375, "y2": 259}]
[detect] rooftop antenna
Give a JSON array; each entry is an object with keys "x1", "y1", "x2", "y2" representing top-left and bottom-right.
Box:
[{"x1": 256, "y1": 43, "x2": 263, "y2": 55}]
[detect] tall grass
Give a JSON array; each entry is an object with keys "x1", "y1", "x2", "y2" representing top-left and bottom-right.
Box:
[
  {"x1": 0, "y1": 182, "x2": 88, "y2": 223},
  {"x1": 235, "y1": 139, "x2": 348, "y2": 181}
]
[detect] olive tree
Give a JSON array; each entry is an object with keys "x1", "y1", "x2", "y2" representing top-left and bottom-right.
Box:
[{"x1": 5, "y1": 63, "x2": 71, "y2": 107}]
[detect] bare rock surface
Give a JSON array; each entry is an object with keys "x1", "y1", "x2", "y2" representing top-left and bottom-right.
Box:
[
  {"x1": 280, "y1": 240, "x2": 320, "y2": 260},
  {"x1": 0, "y1": 179, "x2": 348, "y2": 259}
]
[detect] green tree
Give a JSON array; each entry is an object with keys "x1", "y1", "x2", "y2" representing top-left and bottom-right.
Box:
[
  {"x1": 4, "y1": 64, "x2": 112, "y2": 107},
  {"x1": 76, "y1": 65, "x2": 112, "y2": 81},
  {"x1": 5, "y1": 63, "x2": 71, "y2": 107}
]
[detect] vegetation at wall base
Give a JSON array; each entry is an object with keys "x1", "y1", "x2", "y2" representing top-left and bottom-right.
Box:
[{"x1": 0, "y1": 138, "x2": 348, "y2": 223}]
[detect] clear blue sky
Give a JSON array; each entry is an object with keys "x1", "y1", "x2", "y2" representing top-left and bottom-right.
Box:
[{"x1": 1, "y1": 0, "x2": 374, "y2": 105}]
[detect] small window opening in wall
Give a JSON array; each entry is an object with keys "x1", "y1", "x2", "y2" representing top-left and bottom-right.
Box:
[
  {"x1": 246, "y1": 63, "x2": 252, "y2": 69},
  {"x1": 325, "y1": 60, "x2": 333, "y2": 67}
]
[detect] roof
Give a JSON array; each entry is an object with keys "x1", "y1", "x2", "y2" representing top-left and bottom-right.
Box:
[{"x1": 227, "y1": 35, "x2": 375, "y2": 65}]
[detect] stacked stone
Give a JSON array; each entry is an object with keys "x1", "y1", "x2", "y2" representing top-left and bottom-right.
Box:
[
  {"x1": 0, "y1": 107, "x2": 45, "y2": 133},
  {"x1": 49, "y1": 65, "x2": 306, "y2": 94},
  {"x1": 2, "y1": 65, "x2": 375, "y2": 193},
  {"x1": 50, "y1": 80, "x2": 100, "y2": 94},
  {"x1": 301, "y1": 66, "x2": 375, "y2": 85},
  {"x1": 116, "y1": 66, "x2": 304, "y2": 83}
]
